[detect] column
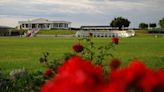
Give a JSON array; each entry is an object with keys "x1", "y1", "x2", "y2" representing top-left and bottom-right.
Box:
[
  {"x1": 57, "y1": 24, "x2": 59, "y2": 28},
  {"x1": 30, "y1": 24, "x2": 32, "y2": 29},
  {"x1": 63, "y1": 24, "x2": 65, "y2": 28},
  {"x1": 61, "y1": 23, "x2": 64, "y2": 28},
  {"x1": 44, "y1": 24, "x2": 47, "y2": 29},
  {"x1": 50, "y1": 24, "x2": 53, "y2": 29},
  {"x1": 36, "y1": 24, "x2": 38, "y2": 29},
  {"x1": 24, "y1": 24, "x2": 26, "y2": 28},
  {"x1": 68, "y1": 23, "x2": 71, "y2": 28}
]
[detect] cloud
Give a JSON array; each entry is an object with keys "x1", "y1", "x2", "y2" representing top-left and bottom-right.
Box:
[
  {"x1": 0, "y1": 15, "x2": 30, "y2": 27},
  {"x1": 0, "y1": 0, "x2": 163, "y2": 27},
  {"x1": 0, "y1": 0, "x2": 163, "y2": 15}
]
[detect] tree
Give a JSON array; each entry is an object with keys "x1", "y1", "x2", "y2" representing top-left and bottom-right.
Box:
[
  {"x1": 149, "y1": 23, "x2": 156, "y2": 29},
  {"x1": 139, "y1": 23, "x2": 148, "y2": 29},
  {"x1": 159, "y1": 18, "x2": 164, "y2": 28},
  {"x1": 110, "y1": 17, "x2": 130, "y2": 30}
]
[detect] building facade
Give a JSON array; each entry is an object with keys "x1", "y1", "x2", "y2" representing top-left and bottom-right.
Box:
[
  {"x1": 75, "y1": 30, "x2": 135, "y2": 38},
  {"x1": 0, "y1": 26, "x2": 13, "y2": 36},
  {"x1": 80, "y1": 26, "x2": 128, "y2": 30},
  {"x1": 18, "y1": 18, "x2": 71, "y2": 30}
]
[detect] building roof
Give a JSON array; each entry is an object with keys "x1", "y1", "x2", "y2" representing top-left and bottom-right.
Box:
[
  {"x1": 80, "y1": 25, "x2": 118, "y2": 30},
  {"x1": 81, "y1": 25, "x2": 111, "y2": 28},
  {"x1": 18, "y1": 18, "x2": 71, "y2": 24},
  {"x1": 0, "y1": 25, "x2": 13, "y2": 29}
]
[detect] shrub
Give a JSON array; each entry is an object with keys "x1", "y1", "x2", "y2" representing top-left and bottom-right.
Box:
[
  {"x1": 41, "y1": 57, "x2": 164, "y2": 92},
  {"x1": 0, "y1": 68, "x2": 45, "y2": 92},
  {"x1": 40, "y1": 36, "x2": 164, "y2": 92},
  {"x1": 10, "y1": 29, "x2": 27, "y2": 36},
  {"x1": 148, "y1": 28, "x2": 164, "y2": 33}
]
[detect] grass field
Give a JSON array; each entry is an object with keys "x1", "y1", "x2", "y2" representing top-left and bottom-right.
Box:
[
  {"x1": 0, "y1": 36, "x2": 164, "y2": 74},
  {"x1": 37, "y1": 29, "x2": 77, "y2": 35}
]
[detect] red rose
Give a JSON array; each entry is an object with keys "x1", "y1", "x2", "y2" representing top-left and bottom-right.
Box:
[
  {"x1": 128, "y1": 60, "x2": 147, "y2": 79},
  {"x1": 139, "y1": 69, "x2": 157, "y2": 92},
  {"x1": 154, "y1": 69, "x2": 164, "y2": 92},
  {"x1": 112, "y1": 37, "x2": 119, "y2": 44},
  {"x1": 41, "y1": 56, "x2": 164, "y2": 92},
  {"x1": 103, "y1": 81, "x2": 126, "y2": 92},
  {"x1": 110, "y1": 58, "x2": 121, "y2": 70},
  {"x1": 72, "y1": 43, "x2": 84, "y2": 53},
  {"x1": 44, "y1": 69, "x2": 53, "y2": 77},
  {"x1": 157, "y1": 69, "x2": 164, "y2": 85},
  {"x1": 41, "y1": 56, "x2": 104, "y2": 92}
]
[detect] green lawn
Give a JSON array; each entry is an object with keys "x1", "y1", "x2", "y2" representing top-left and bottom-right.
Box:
[
  {"x1": 37, "y1": 29, "x2": 77, "y2": 35},
  {"x1": 0, "y1": 36, "x2": 164, "y2": 74}
]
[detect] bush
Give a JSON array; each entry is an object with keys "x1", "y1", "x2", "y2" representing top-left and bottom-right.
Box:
[
  {"x1": 148, "y1": 28, "x2": 164, "y2": 33},
  {"x1": 10, "y1": 29, "x2": 27, "y2": 36},
  {"x1": 41, "y1": 57, "x2": 164, "y2": 92},
  {"x1": 40, "y1": 36, "x2": 164, "y2": 92},
  {"x1": 0, "y1": 68, "x2": 45, "y2": 92}
]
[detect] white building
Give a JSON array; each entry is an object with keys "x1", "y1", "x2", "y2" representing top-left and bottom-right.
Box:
[
  {"x1": 18, "y1": 18, "x2": 71, "y2": 30},
  {"x1": 75, "y1": 30, "x2": 135, "y2": 38},
  {"x1": 77, "y1": 25, "x2": 135, "y2": 38}
]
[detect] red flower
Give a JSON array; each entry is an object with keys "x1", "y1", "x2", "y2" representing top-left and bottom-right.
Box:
[
  {"x1": 157, "y1": 69, "x2": 164, "y2": 85},
  {"x1": 139, "y1": 69, "x2": 157, "y2": 92},
  {"x1": 110, "y1": 60, "x2": 148, "y2": 87},
  {"x1": 44, "y1": 69, "x2": 53, "y2": 77},
  {"x1": 110, "y1": 68, "x2": 134, "y2": 85},
  {"x1": 41, "y1": 57, "x2": 164, "y2": 92},
  {"x1": 41, "y1": 56, "x2": 104, "y2": 92},
  {"x1": 112, "y1": 37, "x2": 119, "y2": 44},
  {"x1": 41, "y1": 81, "x2": 55, "y2": 92},
  {"x1": 110, "y1": 58, "x2": 121, "y2": 70},
  {"x1": 128, "y1": 60, "x2": 147, "y2": 79},
  {"x1": 154, "y1": 69, "x2": 164, "y2": 92},
  {"x1": 103, "y1": 81, "x2": 126, "y2": 92},
  {"x1": 72, "y1": 43, "x2": 84, "y2": 53}
]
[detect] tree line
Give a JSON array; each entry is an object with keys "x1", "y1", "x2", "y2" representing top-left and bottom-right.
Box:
[{"x1": 110, "y1": 17, "x2": 164, "y2": 30}]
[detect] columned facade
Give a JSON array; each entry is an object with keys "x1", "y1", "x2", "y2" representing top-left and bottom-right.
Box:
[{"x1": 19, "y1": 18, "x2": 71, "y2": 30}]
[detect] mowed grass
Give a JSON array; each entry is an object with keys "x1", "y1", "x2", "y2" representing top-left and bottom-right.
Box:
[
  {"x1": 0, "y1": 36, "x2": 164, "y2": 74},
  {"x1": 37, "y1": 29, "x2": 77, "y2": 35}
]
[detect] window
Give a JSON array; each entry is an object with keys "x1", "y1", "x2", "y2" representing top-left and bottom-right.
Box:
[
  {"x1": 53, "y1": 24, "x2": 58, "y2": 28},
  {"x1": 65, "y1": 24, "x2": 68, "y2": 28},
  {"x1": 32, "y1": 24, "x2": 36, "y2": 28},
  {"x1": 22, "y1": 24, "x2": 24, "y2": 28},
  {"x1": 26, "y1": 24, "x2": 28, "y2": 28}
]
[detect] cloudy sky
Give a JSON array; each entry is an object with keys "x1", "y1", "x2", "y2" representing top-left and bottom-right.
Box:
[{"x1": 0, "y1": 0, "x2": 163, "y2": 27}]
